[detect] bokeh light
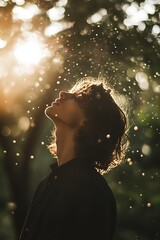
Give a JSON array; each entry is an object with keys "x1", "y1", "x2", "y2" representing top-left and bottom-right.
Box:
[
  {"x1": 13, "y1": 32, "x2": 50, "y2": 66},
  {"x1": 12, "y1": 3, "x2": 40, "y2": 21}
]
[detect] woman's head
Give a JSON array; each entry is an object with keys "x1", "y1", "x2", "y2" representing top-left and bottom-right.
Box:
[{"x1": 48, "y1": 77, "x2": 129, "y2": 174}]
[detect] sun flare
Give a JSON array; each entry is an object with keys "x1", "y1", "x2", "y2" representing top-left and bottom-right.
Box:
[{"x1": 13, "y1": 33, "x2": 50, "y2": 66}]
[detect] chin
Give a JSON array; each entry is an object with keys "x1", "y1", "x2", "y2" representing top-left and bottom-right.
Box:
[
  {"x1": 45, "y1": 106, "x2": 53, "y2": 118},
  {"x1": 45, "y1": 106, "x2": 58, "y2": 122}
]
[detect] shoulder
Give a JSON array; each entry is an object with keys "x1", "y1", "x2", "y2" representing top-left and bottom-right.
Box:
[
  {"x1": 74, "y1": 168, "x2": 117, "y2": 235},
  {"x1": 78, "y1": 167, "x2": 116, "y2": 207}
]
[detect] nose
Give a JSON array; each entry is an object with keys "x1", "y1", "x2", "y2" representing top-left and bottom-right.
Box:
[{"x1": 59, "y1": 91, "x2": 67, "y2": 99}]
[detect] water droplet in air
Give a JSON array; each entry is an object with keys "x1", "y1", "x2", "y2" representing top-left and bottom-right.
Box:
[
  {"x1": 147, "y1": 203, "x2": 151, "y2": 207},
  {"x1": 134, "y1": 126, "x2": 138, "y2": 131},
  {"x1": 106, "y1": 134, "x2": 110, "y2": 139},
  {"x1": 7, "y1": 202, "x2": 17, "y2": 210}
]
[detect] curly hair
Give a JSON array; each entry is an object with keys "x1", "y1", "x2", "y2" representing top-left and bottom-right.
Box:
[{"x1": 48, "y1": 77, "x2": 129, "y2": 174}]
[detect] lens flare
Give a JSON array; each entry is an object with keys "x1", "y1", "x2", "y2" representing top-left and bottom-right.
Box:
[{"x1": 13, "y1": 33, "x2": 50, "y2": 66}]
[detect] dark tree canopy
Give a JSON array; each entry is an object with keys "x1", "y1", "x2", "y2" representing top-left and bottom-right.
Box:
[{"x1": 0, "y1": 0, "x2": 160, "y2": 239}]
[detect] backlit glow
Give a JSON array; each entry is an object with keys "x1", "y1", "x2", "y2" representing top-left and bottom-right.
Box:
[
  {"x1": 142, "y1": 144, "x2": 151, "y2": 156},
  {"x1": 12, "y1": 3, "x2": 40, "y2": 21},
  {"x1": 12, "y1": 0, "x2": 25, "y2": 6},
  {"x1": 135, "y1": 72, "x2": 149, "y2": 90},
  {"x1": 152, "y1": 25, "x2": 160, "y2": 36},
  {"x1": 56, "y1": 0, "x2": 68, "y2": 7},
  {"x1": 47, "y1": 7, "x2": 65, "y2": 21},
  {"x1": 123, "y1": 1, "x2": 157, "y2": 27},
  {"x1": 87, "y1": 9, "x2": 107, "y2": 24},
  {"x1": 13, "y1": 33, "x2": 50, "y2": 66},
  {"x1": 0, "y1": 39, "x2": 7, "y2": 48},
  {"x1": 44, "y1": 21, "x2": 73, "y2": 36},
  {"x1": 0, "y1": 0, "x2": 7, "y2": 7}
]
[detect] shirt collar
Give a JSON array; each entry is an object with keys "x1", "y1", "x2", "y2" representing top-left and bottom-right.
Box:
[{"x1": 50, "y1": 157, "x2": 94, "y2": 178}]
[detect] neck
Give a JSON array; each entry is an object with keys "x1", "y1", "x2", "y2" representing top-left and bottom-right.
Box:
[{"x1": 55, "y1": 126, "x2": 77, "y2": 166}]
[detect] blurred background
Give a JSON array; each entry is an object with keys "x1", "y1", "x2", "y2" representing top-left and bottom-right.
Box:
[{"x1": 0, "y1": 0, "x2": 160, "y2": 239}]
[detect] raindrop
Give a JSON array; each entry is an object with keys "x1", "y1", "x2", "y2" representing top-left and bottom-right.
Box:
[
  {"x1": 147, "y1": 203, "x2": 151, "y2": 207},
  {"x1": 18, "y1": 116, "x2": 30, "y2": 131},
  {"x1": 106, "y1": 134, "x2": 111, "y2": 139},
  {"x1": 134, "y1": 126, "x2": 138, "y2": 131},
  {"x1": 142, "y1": 144, "x2": 151, "y2": 156},
  {"x1": 34, "y1": 82, "x2": 39, "y2": 87},
  {"x1": 7, "y1": 202, "x2": 17, "y2": 210},
  {"x1": 45, "y1": 84, "x2": 50, "y2": 89}
]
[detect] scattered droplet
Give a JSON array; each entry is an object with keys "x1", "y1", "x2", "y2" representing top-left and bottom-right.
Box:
[
  {"x1": 134, "y1": 126, "x2": 138, "y2": 131},
  {"x1": 7, "y1": 202, "x2": 17, "y2": 210},
  {"x1": 147, "y1": 202, "x2": 151, "y2": 207},
  {"x1": 34, "y1": 82, "x2": 39, "y2": 87},
  {"x1": 106, "y1": 134, "x2": 110, "y2": 139}
]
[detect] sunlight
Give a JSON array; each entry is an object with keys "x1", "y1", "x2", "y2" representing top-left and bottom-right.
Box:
[
  {"x1": 44, "y1": 21, "x2": 73, "y2": 36},
  {"x1": 47, "y1": 6, "x2": 65, "y2": 21},
  {"x1": 135, "y1": 72, "x2": 149, "y2": 90},
  {"x1": 13, "y1": 33, "x2": 50, "y2": 66},
  {"x1": 123, "y1": 0, "x2": 157, "y2": 27},
  {"x1": 12, "y1": 3, "x2": 40, "y2": 21},
  {"x1": 87, "y1": 9, "x2": 107, "y2": 24},
  {"x1": 12, "y1": 0, "x2": 25, "y2": 6},
  {"x1": 0, "y1": 39, "x2": 7, "y2": 48}
]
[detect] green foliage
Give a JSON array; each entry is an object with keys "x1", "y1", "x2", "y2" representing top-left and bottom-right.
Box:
[{"x1": 0, "y1": 0, "x2": 159, "y2": 239}]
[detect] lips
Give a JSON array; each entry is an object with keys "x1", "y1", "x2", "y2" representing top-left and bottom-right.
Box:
[{"x1": 52, "y1": 98, "x2": 61, "y2": 105}]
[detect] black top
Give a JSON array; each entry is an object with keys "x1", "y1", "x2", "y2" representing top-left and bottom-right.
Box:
[{"x1": 19, "y1": 157, "x2": 117, "y2": 240}]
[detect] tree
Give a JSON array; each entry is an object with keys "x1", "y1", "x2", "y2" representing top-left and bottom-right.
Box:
[{"x1": 0, "y1": 0, "x2": 159, "y2": 239}]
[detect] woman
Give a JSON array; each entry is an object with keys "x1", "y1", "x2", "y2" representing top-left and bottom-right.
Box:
[{"x1": 20, "y1": 77, "x2": 128, "y2": 240}]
